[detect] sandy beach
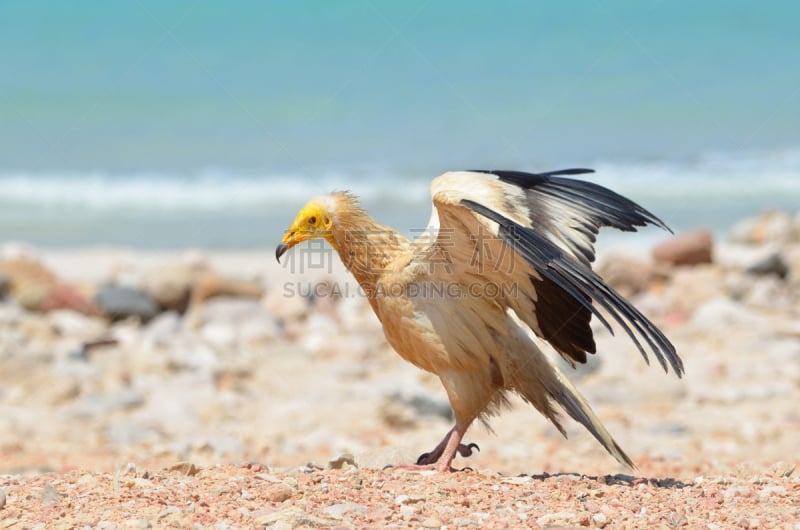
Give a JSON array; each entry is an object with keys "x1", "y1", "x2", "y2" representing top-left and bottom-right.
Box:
[{"x1": 1, "y1": 210, "x2": 799, "y2": 528}]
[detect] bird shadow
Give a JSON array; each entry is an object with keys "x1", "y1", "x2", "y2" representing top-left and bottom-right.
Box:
[{"x1": 525, "y1": 471, "x2": 691, "y2": 489}]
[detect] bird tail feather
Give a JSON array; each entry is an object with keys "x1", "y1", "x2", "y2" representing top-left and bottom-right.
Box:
[{"x1": 543, "y1": 366, "x2": 636, "y2": 470}]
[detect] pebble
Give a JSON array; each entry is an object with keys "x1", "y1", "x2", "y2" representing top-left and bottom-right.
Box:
[
  {"x1": 768, "y1": 461, "x2": 796, "y2": 478},
  {"x1": 39, "y1": 283, "x2": 97, "y2": 315},
  {"x1": 328, "y1": 453, "x2": 357, "y2": 470},
  {"x1": 265, "y1": 483, "x2": 294, "y2": 503},
  {"x1": 77, "y1": 475, "x2": 99, "y2": 487},
  {"x1": 729, "y1": 210, "x2": 795, "y2": 245},
  {"x1": 168, "y1": 462, "x2": 200, "y2": 476},
  {"x1": 395, "y1": 494, "x2": 426, "y2": 505},
  {"x1": 723, "y1": 485, "x2": 754, "y2": 499},
  {"x1": 200, "y1": 321, "x2": 238, "y2": 348},
  {"x1": 254, "y1": 473, "x2": 282, "y2": 483},
  {"x1": 597, "y1": 254, "x2": 654, "y2": 296},
  {"x1": 758, "y1": 485, "x2": 786, "y2": 499},
  {"x1": 746, "y1": 252, "x2": 789, "y2": 278},
  {"x1": 143, "y1": 264, "x2": 194, "y2": 311},
  {"x1": 592, "y1": 512, "x2": 608, "y2": 528},
  {"x1": 421, "y1": 517, "x2": 443, "y2": 528},
  {"x1": 322, "y1": 502, "x2": 368, "y2": 518},
  {"x1": 653, "y1": 229, "x2": 713, "y2": 265},
  {"x1": 536, "y1": 512, "x2": 576, "y2": 526},
  {"x1": 141, "y1": 311, "x2": 181, "y2": 346},
  {"x1": 40, "y1": 483, "x2": 61, "y2": 505},
  {"x1": 0, "y1": 487, "x2": 6, "y2": 508},
  {"x1": 41, "y1": 283, "x2": 98, "y2": 315},
  {"x1": 48, "y1": 309, "x2": 106, "y2": 338},
  {"x1": 94, "y1": 284, "x2": 160, "y2": 322}
]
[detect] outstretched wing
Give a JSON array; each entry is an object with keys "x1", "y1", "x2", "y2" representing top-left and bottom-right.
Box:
[
  {"x1": 472, "y1": 169, "x2": 671, "y2": 267},
  {"x1": 418, "y1": 169, "x2": 683, "y2": 376}
]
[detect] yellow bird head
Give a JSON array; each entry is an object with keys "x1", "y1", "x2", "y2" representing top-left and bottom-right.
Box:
[{"x1": 275, "y1": 199, "x2": 335, "y2": 262}]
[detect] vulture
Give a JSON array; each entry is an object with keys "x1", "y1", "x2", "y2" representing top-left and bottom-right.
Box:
[{"x1": 276, "y1": 169, "x2": 683, "y2": 471}]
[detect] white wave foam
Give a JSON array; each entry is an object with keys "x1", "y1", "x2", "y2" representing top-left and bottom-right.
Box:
[
  {"x1": 592, "y1": 148, "x2": 800, "y2": 201},
  {"x1": 1, "y1": 148, "x2": 798, "y2": 214}
]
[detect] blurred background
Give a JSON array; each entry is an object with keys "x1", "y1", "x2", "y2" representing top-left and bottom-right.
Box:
[{"x1": 1, "y1": 0, "x2": 799, "y2": 248}]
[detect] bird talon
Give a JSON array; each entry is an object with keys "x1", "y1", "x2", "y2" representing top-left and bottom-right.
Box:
[
  {"x1": 457, "y1": 442, "x2": 480, "y2": 458},
  {"x1": 415, "y1": 452, "x2": 434, "y2": 465}
]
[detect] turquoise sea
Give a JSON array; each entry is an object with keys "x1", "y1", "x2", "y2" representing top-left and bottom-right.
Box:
[{"x1": 1, "y1": 1, "x2": 798, "y2": 248}]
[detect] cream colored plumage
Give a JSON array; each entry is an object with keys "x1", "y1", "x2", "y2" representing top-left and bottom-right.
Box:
[{"x1": 277, "y1": 168, "x2": 683, "y2": 471}]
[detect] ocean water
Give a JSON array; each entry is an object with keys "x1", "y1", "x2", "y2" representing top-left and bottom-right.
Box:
[{"x1": 1, "y1": 1, "x2": 798, "y2": 248}]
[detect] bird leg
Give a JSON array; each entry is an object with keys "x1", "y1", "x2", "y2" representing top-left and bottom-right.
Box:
[
  {"x1": 393, "y1": 424, "x2": 478, "y2": 472},
  {"x1": 416, "y1": 425, "x2": 480, "y2": 465}
]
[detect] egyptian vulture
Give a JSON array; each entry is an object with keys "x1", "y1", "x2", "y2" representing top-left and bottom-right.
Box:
[{"x1": 276, "y1": 168, "x2": 683, "y2": 471}]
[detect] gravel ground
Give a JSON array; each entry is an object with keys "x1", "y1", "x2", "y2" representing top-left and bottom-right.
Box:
[
  {"x1": 2, "y1": 460, "x2": 798, "y2": 529},
  {"x1": 2, "y1": 212, "x2": 800, "y2": 528}
]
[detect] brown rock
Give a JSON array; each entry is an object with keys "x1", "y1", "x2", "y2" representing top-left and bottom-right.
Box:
[
  {"x1": 0, "y1": 256, "x2": 57, "y2": 290},
  {"x1": 0, "y1": 257, "x2": 97, "y2": 314},
  {"x1": 653, "y1": 229, "x2": 713, "y2": 266},
  {"x1": 265, "y1": 483, "x2": 294, "y2": 502},
  {"x1": 327, "y1": 453, "x2": 357, "y2": 470},
  {"x1": 41, "y1": 283, "x2": 100, "y2": 316},
  {"x1": 167, "y1": 462, "x2": 201, "y2": 476},
  {"x1": 0, "y1": 256, "x2": 58, "y2": 310},
  {"x1": 596, "y1": 255, "x2": 655, "y2": 297}
]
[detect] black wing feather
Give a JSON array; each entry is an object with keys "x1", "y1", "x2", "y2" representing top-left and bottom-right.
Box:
[
  {"x1": 461, "y1": 198, "x2": 684, "y2": 377},
  {"x1": 473, "y1": 169, "x2": 672, "y2": 268},
  {"x1": 482, "y1": 169, "x2": 671, "y2": 233}
]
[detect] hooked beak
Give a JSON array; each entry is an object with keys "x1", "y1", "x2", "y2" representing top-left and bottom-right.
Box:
[
  {"x1": 276, "y1": 223, "x2": 332, "y2": 263},
  {"x1": 276, "y1": 227, "x2": 304, "y2": 263},
  {"x1": 275, "y1": 242, "x2": 290, "y2": 262}
]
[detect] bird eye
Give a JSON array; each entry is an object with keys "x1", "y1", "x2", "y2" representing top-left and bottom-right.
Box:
[{"x1": 309, "y1": 216, "x2": 317, "y2": 225}]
